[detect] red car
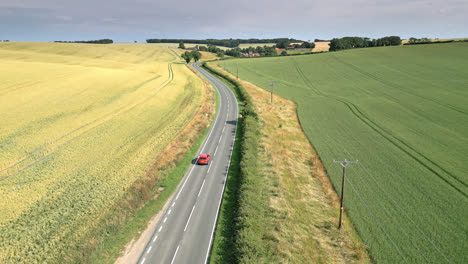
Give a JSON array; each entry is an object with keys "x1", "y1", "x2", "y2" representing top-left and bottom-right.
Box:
[{"x1": 197, "y1": 154, "x2": 211, "y2": 165}]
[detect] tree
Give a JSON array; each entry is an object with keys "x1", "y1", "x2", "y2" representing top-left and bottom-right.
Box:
[
  {"x1": 276, "y1": 40, "x2": 290, "y2": 49},
  {"x1": 280, "y1": 51, "x2": 288, "y2": 56},
  {"x1": 217, "y1": 51, "x2": 224, "y2": 58},
  {"x1": 181, "y1": 51, "x2": 192, "y2": 63},
  {"x1": 191, "y1": 50, "x2": 202, "y2": 62},
  {"x1": 179, "y1": 41, "x2": 185, "y2": 49},
  {"x1": 300, "y1": 42, "x2": 315, "y2": 49}
]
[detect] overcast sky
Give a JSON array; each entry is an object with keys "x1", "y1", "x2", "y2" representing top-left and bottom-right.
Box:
[{"x1": 1, "y1": 0, "x2": 467, "y2": 42}]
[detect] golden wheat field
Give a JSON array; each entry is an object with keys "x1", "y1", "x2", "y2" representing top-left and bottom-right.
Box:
[{"x1": 0, "y1": 42, "x2": 204, "y2": 262}]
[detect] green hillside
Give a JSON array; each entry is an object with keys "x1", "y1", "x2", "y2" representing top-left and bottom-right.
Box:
[{"x1": 218, "y1": 43, "x2": 468, "y2": 263}]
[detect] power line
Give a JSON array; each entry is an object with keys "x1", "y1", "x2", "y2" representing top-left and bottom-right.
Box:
[
  {"x1": 270, "y1": 80, "x2": 275, "y2": 103},
  {"x1": 333, "y1": 158, "x2": 358, "y2": 229},
  {"x1": 337, "y1": 144, "x2": 451, "y2": 263}
]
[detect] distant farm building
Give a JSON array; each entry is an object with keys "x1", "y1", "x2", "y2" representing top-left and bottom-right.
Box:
[{"x1": 241, "y1": 52, "x2": 261, "y2": 57}]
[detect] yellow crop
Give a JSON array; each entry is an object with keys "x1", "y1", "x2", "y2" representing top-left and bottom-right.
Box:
[{"x1": 0, "y1": 42, "x2": 204, "y2": 263}]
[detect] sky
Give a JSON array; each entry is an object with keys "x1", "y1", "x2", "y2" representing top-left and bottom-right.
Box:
[{"x1": 1, "y1": 0, "x2": 467, "y2": 42}]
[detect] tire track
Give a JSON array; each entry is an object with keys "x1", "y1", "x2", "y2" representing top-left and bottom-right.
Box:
[
  {"x1": 332, "y1": 55, "x2": 468, "y2": 115},
  {"x1": 290, "y1": 58, "x2": 467, "y2": 197},
  {"x1": 1, "y1": 63, "x2": 175, "y2": 180}
]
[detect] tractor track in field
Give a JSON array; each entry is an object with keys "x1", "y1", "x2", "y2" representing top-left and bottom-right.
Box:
[
  {"x1": 290, "y1": 57, "x2": 467, "y2": 198},
  {"x1": 331, "y1": 55, "x2": 468, "y2": 116},
  {"x1": 0, "y1": 58, "x2": 177, "y2": 181}
]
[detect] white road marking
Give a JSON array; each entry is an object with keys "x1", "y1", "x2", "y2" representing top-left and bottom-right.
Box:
[
  {"x1": 168, "y1": 209, "x2": 172, "y2": 215},
  {"x1": 171, "y1": 202, "x2": 175, "y2": 207},
  {"x1": 152, "y1": 235, "x2": 158, "y2": 242},
  {"x1": 218, "y1": 135, "x2": 223, "y2": 144},
  {"x1": 207, "y1": 162, "x2": 213, "y2": 173},
  {"x1": 146, "y1": 246, "x2": 152, "y2": 254},
  {"x1": 184, "y1": 205, "x2": 196, "y2": 232},
  {"x1": 214, "y1": 145, "x2": 219, "y2": 156},
  {"x1": 170, "y1": 245, "x2": 180, "y2": 264},
  {"x1": 158, "y1": 226, "x2": 163, "y2": 233},
  {"x1": 163, "y1": 217, "x2": 167, "y2": 223},
  {"x1": 198, "y1": 179, "x2": 206, "y2": 197},
  {"x1": 204, "y1": 83, "x2": 239, "y2": 264},
  {"x1": 141, "y1": 257, "x2": 146, "y2": 264}
]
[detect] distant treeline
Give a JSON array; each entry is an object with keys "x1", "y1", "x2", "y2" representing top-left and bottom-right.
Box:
[
  {"x1": 146, "y1": 38, "x2": 303, "y2": 48},
  {"x1": 404, "y1": 38, "x2": 456, "y2": 45},
  {"x1": 329, "y1": 36, "x2": 401, "y2": 51},
  {"x1": 54, "y1": 39, "x2": 113, "y2": 44},
  {"x1": 314, "y1": 39, "x2": 330, "y2": 42}
]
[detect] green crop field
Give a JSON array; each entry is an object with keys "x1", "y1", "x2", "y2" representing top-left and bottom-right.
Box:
[
  {"x1": 217, "y1": 43, "x2": 468, "y2": 263},
  {"x1": 0, "y1": 42, "x2": 204, "y2": 262}
]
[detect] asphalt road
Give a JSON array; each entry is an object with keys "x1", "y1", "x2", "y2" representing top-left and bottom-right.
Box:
[{"x1": 137, "y1": 62, "x2": 238, "y2": 264}]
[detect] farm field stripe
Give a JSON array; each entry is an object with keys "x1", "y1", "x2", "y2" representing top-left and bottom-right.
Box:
[
  {"x1": 0, "y1": 63, "x2": 176, "y2": 180},
  {"x1": 290, "y1": 56, "x2": 466, "y2": 195}
]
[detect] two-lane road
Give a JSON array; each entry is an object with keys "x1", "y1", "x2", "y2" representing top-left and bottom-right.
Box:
[{"x1": 137, "y1": 62, "x2": 238, "y2": 264}]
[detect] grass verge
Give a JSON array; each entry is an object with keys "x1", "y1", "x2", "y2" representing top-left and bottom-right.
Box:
[{"x1": 207, "y1": 62, "x2": 370, "y2": 263}]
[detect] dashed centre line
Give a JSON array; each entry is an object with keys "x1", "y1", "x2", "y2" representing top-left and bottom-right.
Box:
[
  {"x1": 170, "y1": 245, "x2": 180, "y2": 264},
  {"x1": 184, "y1": 205, "x2": 196, "y2": 232},
  {"x1": 198, "y1": 179, "x2": 206, "y2": 197},
  {"x1": 146, "y1": 246, "x2": 152, "y2": 254}
]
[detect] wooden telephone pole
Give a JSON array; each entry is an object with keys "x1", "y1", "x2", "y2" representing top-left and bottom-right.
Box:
[
  {"x1": 270, "y1": 80, "x2": 275, "y2": 103},
  {"x1": 333, "y1": 159, "x2": 358, "y2": 229}
]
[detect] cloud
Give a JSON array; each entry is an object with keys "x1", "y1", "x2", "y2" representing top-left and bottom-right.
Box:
[
  {"x1": 0, "y1": 0, "x2": 467, "y2": 41},
  {"x1": 56, "y1": 15, "x2": 72, "y2": 21}
]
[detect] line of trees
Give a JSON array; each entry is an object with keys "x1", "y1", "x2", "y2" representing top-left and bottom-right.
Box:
[
  {"x1": 54, "y1": 39, "x2": 113, "y2": 44},
  {"x1": 404, "y1": 38, "x2": 456, "y2": 45},
  {"x1": 146, "y1": 38, "x2": 303, "y2": 48},
  {"x1": 181, "y1": 50, "x2": 202, "y2": 63},
  {"x1": 329, "y1": 36, "x2": 401, "y2": 51}
]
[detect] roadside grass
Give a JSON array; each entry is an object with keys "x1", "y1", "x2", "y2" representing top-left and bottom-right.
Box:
[
  {"x1": 81, "y1": 67, "x2": 217, "y2": 264},
  {"x1": 87, "y1": 87, "x2": 216, "y2": 263},
  {"x1": 209, "y1": 63, "x2": 370, "y2": 263},
  {"x1": 203, "y1": 63, "x2": 278, "y2": 263}
]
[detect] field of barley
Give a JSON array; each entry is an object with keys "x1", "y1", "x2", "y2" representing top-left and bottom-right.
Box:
[
  {"x1": 0, "y1": 42, "x2": 204, "y2": 263},
  {"x1": 218, "y1": 43, "x2": 468, "y2": 263}
]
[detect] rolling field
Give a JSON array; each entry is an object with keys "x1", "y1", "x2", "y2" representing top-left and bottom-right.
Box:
[
  {"x1": 218, "y1": 43, "x2": 468, "y2": 263},
  {"x1": 0, "y1": 42, "x2": 204, "y2": 262}
]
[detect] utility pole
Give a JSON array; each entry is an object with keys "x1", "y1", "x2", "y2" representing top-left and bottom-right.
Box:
[
  {"x1": 270, "y1": 80, "x2": 275, "y2": 103},
  {"x1": 333, "y1": 158, "x2": 358, "y2": 229}
]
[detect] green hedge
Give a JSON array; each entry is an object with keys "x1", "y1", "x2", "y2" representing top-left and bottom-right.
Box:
[{"x1": 203, "y1": 63, "x2": 275, "y2": 263}]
